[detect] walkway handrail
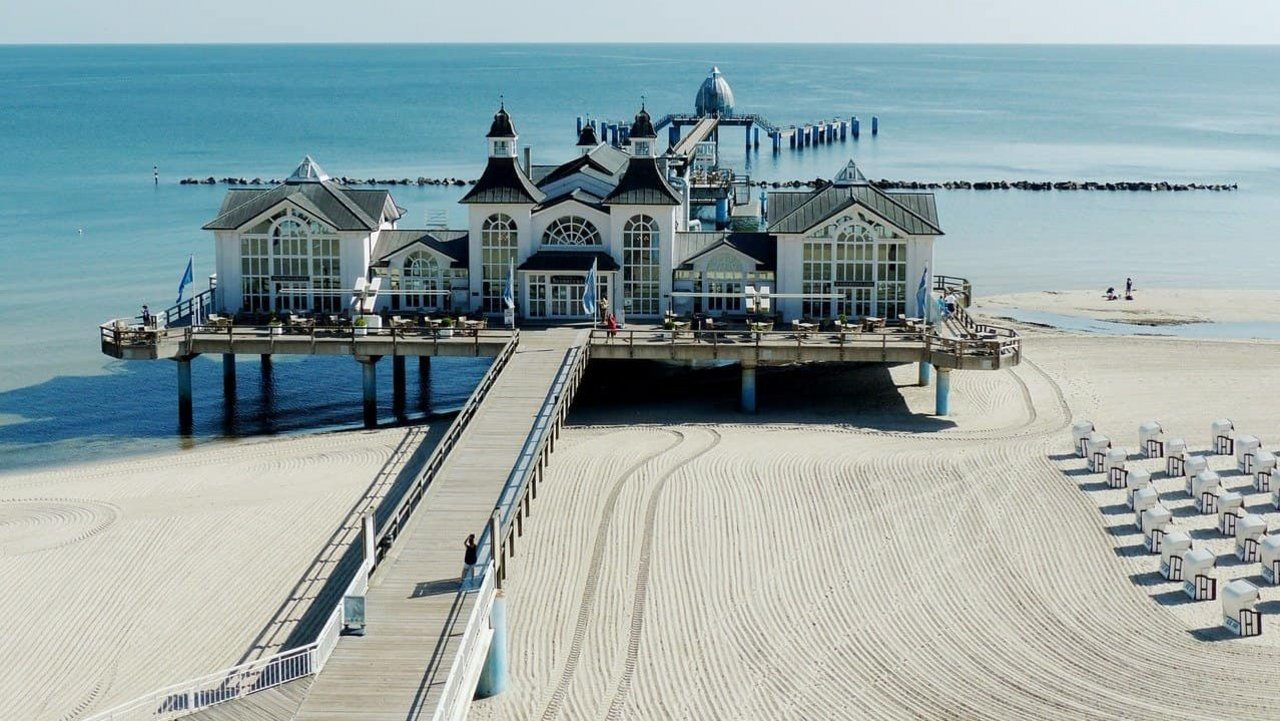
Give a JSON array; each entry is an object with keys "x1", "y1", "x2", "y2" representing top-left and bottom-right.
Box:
[
  {"x1": 84, "y1": 556, "x2": 371, "y2": 721},
  {"x1": 933, "y1": 275, "x2": 973, "y2": 307},
  {"x1": 479, "y1": 339, "x2": 592, "y2": 580},
  {"x1": 430, "y1": 561, "x2": 497, "y2": 721},
  {"x1": 373, "y1": 331, "x2": 521, "y2": 560}
]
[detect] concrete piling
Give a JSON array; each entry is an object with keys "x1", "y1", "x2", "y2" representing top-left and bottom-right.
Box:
[
  {"x1": 740, "y1": 362, "x2": 757, "y2": 413},
  {"x1": 936, "y1": 368, "x2": 951, "y2": 416},
  {"x1": 177, "y1": 356, "x2": 194, "y2": 431},
  {"x1": 361, "y1": 357, "x2": 379, "y2": 428}
]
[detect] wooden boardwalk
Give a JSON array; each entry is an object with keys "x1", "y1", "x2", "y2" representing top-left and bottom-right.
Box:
[{"x1": 284, "y1": 329, "x2": 582, "y2": 721}]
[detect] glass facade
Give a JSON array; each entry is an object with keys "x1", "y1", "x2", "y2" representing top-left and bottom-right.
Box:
[
  {"x1": 802, "y1": 220, "x2": 908, "y2": 320},
  {"x1": 239, "y1": 209, "x2": 340, "y2": 313},
  {"x1": 481, "y1": 214, "x2": 518, "y2": 313},
  {"x1": 622, "y1": 215, "x2": 660, "y2": 316}
]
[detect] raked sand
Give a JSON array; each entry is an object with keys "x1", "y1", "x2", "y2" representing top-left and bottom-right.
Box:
[
  {"x1": 471, "y1": 333, "x2": 1280, "y2": 720},
  {"x1": 0, "y1": 425, "x2": 433, "y2": 720}
]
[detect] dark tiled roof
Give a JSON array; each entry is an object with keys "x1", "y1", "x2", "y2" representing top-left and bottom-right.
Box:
[
  {"x1": 577, "y1": 124, "x2": 599, "y2": 146},
  {"x1": 886, "y1": 192, "x2": 940, "y2": 229},
  {"x1": 371, "y1": 229, "x2": 468, "y2": 267},
  {"x1": 517, "y1": 250, "x2": 620, "y2": 272},
  {"x1": 487, "y1": 107, "x2": 517, "y2": 138},
  {"x1": 460, "y1": 157, "x2": 545, "y2": 205},
  {"x1": 630, "y1": 108, "x2": 656, "y2": 139},
  {"x1": 535, "y1": 154, "x2": 613, "y2": 188},
  {"x1": 203, "y1": 180, "x2": 388, "y2": 231},
  {"x1": 603, "y1": 157, "x2": 681, "y2": 205},
  {"x1": 766, "y1": 191, "x2": 810, "y2": 225},
  {"x1": 767, "y1": 184, "x2": 942, "y2": 236},
  {"x1": 676, "y1": 232, "x2": 777, "y2": 270},
  {"x1": 533, "y1": 189, "x2": 607, "y2": 214}
]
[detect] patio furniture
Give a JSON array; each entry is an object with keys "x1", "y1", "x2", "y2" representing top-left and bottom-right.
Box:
[{"x1": 861, "y1": 316, "x2": 885, "y2": 332}]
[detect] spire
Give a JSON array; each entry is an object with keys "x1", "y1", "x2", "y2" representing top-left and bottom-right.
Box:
[
  {"x1": 833, "y1": 159, "x2": 867, "y2": 186},
  {"x1": 287, "y1": 155, "x2": 329, "y2": 183},
  {"x1": 487, "y1": 102, "x2": 517, "y2": 139},
  {"x1": 577, "y1": 123, "x2": 599, "y2": 147},
  {"x1": 630, "y1": 105, "x2": 656, "y2": 139}
]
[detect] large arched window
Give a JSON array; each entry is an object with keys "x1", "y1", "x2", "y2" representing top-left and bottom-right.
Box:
[
  {"x1": 704, "y1": 253, "x2": 744, "y2": 313},
  {"x1": 622, "y1": 215, "x2": 660, "y2": 316},
  {"x1": 802, "y1": 218, "x2": 905, "y2": 320},
  {"x1": 543, "y1": 216, "x2": 601, "y2": 246},
  {"x1": 240, "y1": 209, "x2": 341, "y2": 314},
  {"x1": 482, "y1": 214, "x2": 518, "y2": 313},
  {"x1": 402, "y1": 251, "x2": 443, "y2": 309}
]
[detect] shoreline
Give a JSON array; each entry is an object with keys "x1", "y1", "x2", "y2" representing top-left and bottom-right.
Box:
[{"x1": 975, "y1": 288, "x2": 1280, "y2": 329}]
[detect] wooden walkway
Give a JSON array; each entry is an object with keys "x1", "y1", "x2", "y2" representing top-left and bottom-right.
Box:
[
  {"x1": 285, "y1": 329, "x2": 582, "y2": 721},
  {"x1": 186, "y1": 679, "x2": 313, "y2": 721}
]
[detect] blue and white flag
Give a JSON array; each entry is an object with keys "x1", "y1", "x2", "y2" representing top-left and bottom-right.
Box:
[
  {"x1": 582, "y1": 259, "x2": 598, "y2": 316},
  {"x1": 502, "y1": 259, "x2": 515, "y2": 310},
  {"x1": 916, "y1": 264, "x2": 929, "y2": 321},
  {"x1": 176, "y1": 256, "x2": 194, "y2": 304}
]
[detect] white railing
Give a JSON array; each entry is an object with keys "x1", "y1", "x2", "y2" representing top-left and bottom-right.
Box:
[
  {"x1": 85, "y1": 556, "x2": 371, "y2": 721},
  {"x1": 431, "y1": 562, "x2": 497, "y2": 721}
]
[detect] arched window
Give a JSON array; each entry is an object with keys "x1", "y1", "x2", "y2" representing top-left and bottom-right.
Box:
[
  {"x1": 402, "y1": 251, "x2": 443, "y2": 309},
  {"x1": 704, "y1": 253, "x2": 743, "y2": 313},
  {"x1": 543, "y1": 216, "x2": 601, "y2": 246},
  {"x1": 482, "y1": 214, "x2": 518, "y2": 313},
  {"x1": 622, "y1": 215, "x2": 660, "y2": 316}
]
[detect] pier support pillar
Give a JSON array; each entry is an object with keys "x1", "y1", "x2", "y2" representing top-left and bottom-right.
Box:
[
  {"x1": 935, "y1": 368, "x2": 952, "y2": 416},
  {"x1": 360, "y1": 357, "x2": 380, "y2": 428},
  {"x1": 392, "y1": 356, "x2": 406, "y2": 416},
  {"x1": 260, "y1": 353, "x2": 272, "y2": 374},
  {"x1": 177, "y1": 356, "x2": 194, "y2": 431},
  {"x1": 872, "y1": 116, "x2": 879, "y2": 136},
  {"x1": 475, "y1": 592, "x2": 509, "y2": 698},
  {"x1": 715, "y1": 197, "x2": 730, "y2": 228},
  {"x1": 222, "y1": 353, "x2": 236, "y2": 399},
  {"x1": 918, "y1": 361, "x2": 933, "y2": 387},
  {"x1": 852, "y1": 117, "x2": 860, "y2": 140},
  {"x1": 740, "y1": 362, "x2": 757, "y2": 413},
  {"x1": 418, "y1": 356, "x2": 431, "y2": 410}
]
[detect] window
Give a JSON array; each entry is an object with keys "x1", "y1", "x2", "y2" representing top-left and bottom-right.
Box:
[
  {"x1": 402, "y1": 252, "x2": 443, "y2": 310},
  {"x1": 622, "y1": 215, "x2": 660, "y2": 316},
  {"x1": 493, "y1": 140, "x2": 510, "y2": 156},
  {"x1": 704, "y1": 254, "x2": 744, "y2": 313},
  {"x1": 481, "y1": 214, "x2": 518, "y2": 313},
  {"x1": 802, "y1": 219, "x2": 908, "y2": 320},
  {"x1": 633, "y1": 140, "x2": 651, "y2": 156},
  {"x1": 240, "y1": 237, "x2": 270, "y2": 313},
  {"x1": 238, "y1": 209, "x2": 342, "y2": 314},
  {"x1": 311, "y1": 236, "x2": 341, "y2": 313},
  {"x1": 543, "y1": 216, "x2": 601, "y2": 246}
]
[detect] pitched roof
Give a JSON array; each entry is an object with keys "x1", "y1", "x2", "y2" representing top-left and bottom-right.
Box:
[
  {"x1": 459, "y1": 157, "x2": 545, "y2": 205},
  {"x1": 675, "y1": 232, "x2": 777, "y2": 270},
  {"x1": 535, "y1": 153, "x2": 613, "y2": 188},
  {"x1": 886, "y1": 192, "x2": 940, "y2": 229},
  {"x1": 487, "y1": 106, "x2": 517, "y2": 138},
  {"x1": 371, "y1": 229, "x2": 469, "y2": 267},
  {"x1": 766, "y1": 191, "x2": 810, "y2": 225},
  {"x1": 203, "y1": 179, "x2": 390, "y2": 231},
  {"x1": 603, "y1": 157, "x2": 681, "y2": 205},
  {"x1": 288, "y1": 155, "x2": 330, "y2": 182},
  {"x1": 767, "y1": 183, "x2": 942, "y2": 236},
  {"x1": 533, "y1": 189, "x2": 607, "y2": 214},
  {"x1": 517, "y1": 250, "x2": 620, "y2": 272}
]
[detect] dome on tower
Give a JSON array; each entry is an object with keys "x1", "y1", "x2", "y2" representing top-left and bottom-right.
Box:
[
  {"x1": 630, "y1": 106, "x2": 656, "y2": 139},
  {"x1": 486, "y1": 104, "x2": 517, "y2": 138},
  {"x1": 695, "y1": 66, "x2": 735, "y2": 117}
]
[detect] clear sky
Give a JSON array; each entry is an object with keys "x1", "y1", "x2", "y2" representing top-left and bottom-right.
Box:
[{"x1": 3, "y1": 0, "x2": 1279, "y2": 44}]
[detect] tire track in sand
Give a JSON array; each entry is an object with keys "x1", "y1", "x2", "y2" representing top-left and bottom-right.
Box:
[
  {"x1": 603, "y1": 428, "x2": 723, "y2": 720},
  {"x1": 537, "y1": 429, "x2": 685, "y2": 721}
]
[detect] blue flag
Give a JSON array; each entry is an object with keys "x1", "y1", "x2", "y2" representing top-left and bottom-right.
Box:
[
  {"x1": 177, "y1": 256, "x2": 194, "y2": 304},
  {"x1": 502, "y1": 259, "x2": 515, "y2": 310},
  {"x1": 915, "y1": 264, "x2": 929, "y2": 321},
  {"x1": 582, "y1": 259, "x2": 598, "y2": 317}
]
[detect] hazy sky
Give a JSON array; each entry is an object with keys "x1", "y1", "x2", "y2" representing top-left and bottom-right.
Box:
[{"x1": 3, "y1": 0, "x2": 1280, "y2": 44}]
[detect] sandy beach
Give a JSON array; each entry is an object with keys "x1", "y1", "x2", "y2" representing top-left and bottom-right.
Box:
[
  {"x1": 0, "y1": 425, "x2": 435, "y2": 720},
  {"x1": 977, "y1": 289, "x2": 1280, "y2": 326},
  {"x1": 471, "y1": 320, "x2": 1280, "y2": 719}
]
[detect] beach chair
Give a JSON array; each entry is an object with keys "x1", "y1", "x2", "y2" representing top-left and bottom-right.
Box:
[
  {"x1": 1181, "y1": 548, "x2": 1217, "y2": 601},
  {"x1": 1142, "y1": 506, "x2": 1174, "y2": 553},
  {"x1": 1235, "y1": 514, "x2": 1267, "y2": 561},
  {"x1": 1159, "y1": 531, "x2": 1193, "y2": 580},
  {"x1": 1222, "y1": 580, "x2": 1262, "y2": 637}
]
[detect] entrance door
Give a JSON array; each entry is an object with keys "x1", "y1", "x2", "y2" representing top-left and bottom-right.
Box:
[{"x1": 550, "y1": 282, "x2": 585, "y2": 318}]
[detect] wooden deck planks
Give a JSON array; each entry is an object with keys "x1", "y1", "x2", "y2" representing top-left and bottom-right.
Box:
[{"x1": 283, "y1": 330, "x2": 580, "y2": 721}]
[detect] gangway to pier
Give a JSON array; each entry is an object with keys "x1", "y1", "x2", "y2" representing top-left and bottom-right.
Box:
[
  {"x1": 288, "y1": 328, "x2": 586, "y2": 721},
  {"x1": 669, "y1": 116, "x2": 720, "y2": 158}
]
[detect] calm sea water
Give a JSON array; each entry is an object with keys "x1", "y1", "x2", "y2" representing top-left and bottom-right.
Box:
[{"x1": 2, "y1": 44, "x2": 1279, "y2": 470}]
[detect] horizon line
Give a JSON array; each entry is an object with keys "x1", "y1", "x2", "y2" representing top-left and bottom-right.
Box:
[{"x1": 3, "y1": 40, "x2": 1280, "y2": 47}]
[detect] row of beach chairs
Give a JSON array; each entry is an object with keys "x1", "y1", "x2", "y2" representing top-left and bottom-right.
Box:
[{"x1": 1071, "y1": 418, "x2": 1270, "y2": 637}]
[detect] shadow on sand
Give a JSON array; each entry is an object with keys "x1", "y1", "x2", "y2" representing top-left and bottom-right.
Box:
[{"x1": 569, "y1": 360, "x2": 957, "y2": 433}]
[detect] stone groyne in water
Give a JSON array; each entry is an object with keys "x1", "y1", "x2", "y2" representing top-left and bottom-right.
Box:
[{"x1": 177, "y1": 176, "x2": 1238, "y2": 192}]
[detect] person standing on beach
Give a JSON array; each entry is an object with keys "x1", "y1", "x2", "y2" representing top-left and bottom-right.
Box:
[
  {"x1": 1125, "y1": 277, "x2": 1134, "y2": 300},
  {"x1": 462, "y1": 533, "x2": 478, "y2": 587}
]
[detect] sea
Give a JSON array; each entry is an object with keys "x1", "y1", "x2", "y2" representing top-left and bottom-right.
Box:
[{"x1": 3, "y1": 44, "x2": 1280, "y2": 470}]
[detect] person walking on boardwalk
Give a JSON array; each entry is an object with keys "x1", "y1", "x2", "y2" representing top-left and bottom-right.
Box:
[
  {"x1": 462, "y1": 533, "x2": 478, "y2": 588},
  {"x1": 606, "y1": 311, "x2": 618, "y2": 338},
  {"x1": 141, "y1": 304, "x2": 151, "y2": 327}
]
